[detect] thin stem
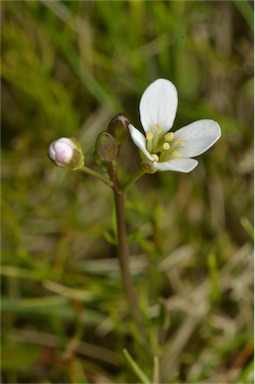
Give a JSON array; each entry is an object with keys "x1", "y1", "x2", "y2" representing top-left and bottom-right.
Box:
[
  {"x1": 107, "y1": 162, "x2": 148, "y2": 347},
  {"x1": 80, "y1": 165, "x2": 113, "y2": 187},
  {"x1": 122, "y1": 168, "x2": 146, "y2": 192}
]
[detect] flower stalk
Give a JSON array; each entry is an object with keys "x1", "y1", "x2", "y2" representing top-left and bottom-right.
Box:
[
  {"x1": 80, "y1": 166, "x2": 113, "y2": 187},
  {"x1": 122, "y1": 168, "x2": 146, "y2": 192},
  {"x1": 107, "y1": 162, "x2": 148, "y2": 347}
]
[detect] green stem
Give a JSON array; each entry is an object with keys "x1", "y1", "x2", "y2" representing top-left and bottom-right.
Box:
[
  {"x1": 80, "y1": 166, "x2": 113, "y2": 187},
  {"x1": 107, "y1": 162, "x2": 148, "y2": 347},
  {"x1": 122, "y1": 168, "x2": 146, "y2": 192}
]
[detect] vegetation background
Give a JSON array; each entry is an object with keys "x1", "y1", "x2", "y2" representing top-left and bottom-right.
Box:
[{"x1": 1, "y1": 1, "x2": 254, "y2": 383}]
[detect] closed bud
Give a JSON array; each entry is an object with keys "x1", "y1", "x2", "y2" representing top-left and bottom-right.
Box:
[
  {"x1": 108, "y1": 113, "x2": 129, "y2": 144},
  {"x1": 95, "y1": 132, "x2": 118, "y2": 162},
  {"x1": 48, "y1": 137, "x2": 84, "y2": 170}
]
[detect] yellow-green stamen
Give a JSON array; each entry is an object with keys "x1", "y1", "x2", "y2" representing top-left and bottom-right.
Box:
[
  {"x1": 151, "y1": 154, "x2": 159, "y2": 162},
  {"x1": 146, "y1": 131, "x2": 154, "y2": 141},
  {"x1": 175, "y1": 139, "x2": 185, "y2": 147},
  {"x1": 172, "y1": 150, "x2": 181, "y2": 158},
  {"x1": 155, "y1": 124, "x2": 163, "y2": 133},
  {"x1": 165, "y1": 132, "x2": 174, "y2": 142}
]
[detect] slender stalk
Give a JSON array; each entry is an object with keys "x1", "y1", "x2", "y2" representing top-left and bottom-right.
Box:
[
  {"x1": 107, "y1": 162, "x2": 148, "y2": 347},
  {"x1": 122, "y1": 168, "x2": 146, "y2": 192},
  {"x1": 80, "y1": 166, "x2": 113, "y2": 187}
]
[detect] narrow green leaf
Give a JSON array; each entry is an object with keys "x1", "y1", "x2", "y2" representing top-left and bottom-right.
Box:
[{"x1": 123, "y1": 349, "x2": 151, "y2": 384}]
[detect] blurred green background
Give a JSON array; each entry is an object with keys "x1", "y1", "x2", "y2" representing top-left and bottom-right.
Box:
[{"x1": 1, "y1": 1, "x2": 254, "y2": 383}]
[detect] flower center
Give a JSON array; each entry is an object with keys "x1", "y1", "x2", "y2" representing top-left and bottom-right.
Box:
[{"x1": 145, "y1": 129, "x2": 184, "y2": 163}]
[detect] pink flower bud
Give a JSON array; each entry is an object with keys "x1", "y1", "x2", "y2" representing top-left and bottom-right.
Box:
[{"x1": 48, "y1": 137, "x2": 84, "y2": 170}]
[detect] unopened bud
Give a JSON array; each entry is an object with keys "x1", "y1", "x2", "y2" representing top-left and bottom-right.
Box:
[
  {"x1": 108, "y1": 113, "x2": 129, "y2": 144},
  {"x1": 95, "y1": 132, "x2": 118, "y2": 162},
  {"x1": 48, "y1": 137, "x2": 84, "y2": 170}
]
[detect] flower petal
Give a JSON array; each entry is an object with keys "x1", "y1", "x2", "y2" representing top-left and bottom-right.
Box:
[
  {"x1": 128, "y1": 124, "x2": 154, "y2": 161},
  {"x1": 174, "y1": 120, "x2": 221, "y2": 157},
  {"x1": 153, "y1": 158, "x2": 198, "y2": 173},
  {"x1": 139, "y1": 79, "x2": 178, "y2": 135},
  {"x1": 49, "y1": 137, "x2": 74, "y2": 163}
]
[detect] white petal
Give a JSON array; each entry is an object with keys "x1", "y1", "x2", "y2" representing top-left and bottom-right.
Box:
[
  {"x1": 48, "y1": 143, "x2": 57, "y2": 160},
  {"x1": 153, "y1": 158, "x2": 198, "y2": 173},
  {"x1": 54, "y1": 141, "x2": 73, "y2": 162},
  {"x1": 139, "y1": 79, "x2": 178, "y2": 135},
  {"x1": 128, "y1": 124, "x2": 154, "y2": 161},
  {"x1": 48, "y1": 137, "x2": 73, "y2": 162},
  {"x1": 174, "y1": 120, "x2": 221, "y2": 157}
]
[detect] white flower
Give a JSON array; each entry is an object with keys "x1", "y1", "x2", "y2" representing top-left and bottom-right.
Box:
[
  {"x1": 48, "y1": 137, "x2": 84, "y2": 170},
  {"x1": 129, "y1": 78, "x2": 221, "y2": 173}
]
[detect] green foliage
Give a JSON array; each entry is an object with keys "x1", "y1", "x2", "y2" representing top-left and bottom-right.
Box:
[{"x1": 1, "y1": 1, "x2": 253, "y2": 383}]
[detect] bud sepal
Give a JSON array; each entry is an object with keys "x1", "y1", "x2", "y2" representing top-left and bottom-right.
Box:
[
  {"x1": 95, "y1": 132, "x2": 118, "y2": 162},
  {"x1": 108, "y1": 114, "x2": 129, "y2": 145}
]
